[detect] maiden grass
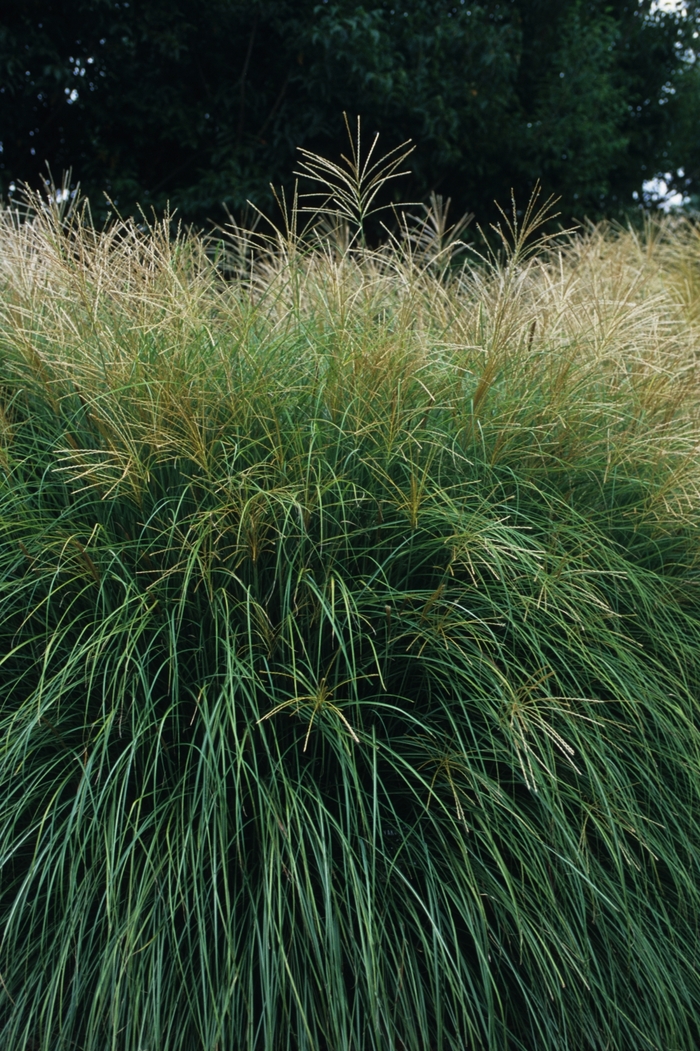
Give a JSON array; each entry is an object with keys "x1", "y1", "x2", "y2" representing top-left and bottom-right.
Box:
[{"x1": 1, "y1": 180, "x2": 700, "y2": 1050}]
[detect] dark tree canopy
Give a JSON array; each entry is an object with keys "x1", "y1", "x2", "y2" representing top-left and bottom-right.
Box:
[{"x1": 2, "y1": 0, "x2": 700, "y2": 226}]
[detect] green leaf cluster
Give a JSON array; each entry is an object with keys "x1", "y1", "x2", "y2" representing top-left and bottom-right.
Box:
[{"x1": 2, "y1": 0, "x2": 700, "y2": 224}]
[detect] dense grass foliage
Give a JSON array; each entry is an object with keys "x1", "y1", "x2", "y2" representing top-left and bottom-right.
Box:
[{"x1": 2, "y1": 189, "x2": 700, "y2": 1050}]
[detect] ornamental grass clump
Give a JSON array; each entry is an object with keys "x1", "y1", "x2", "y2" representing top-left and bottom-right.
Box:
[{"x1": 1, "y1": 151, "x2": 700, "y2": 1050}]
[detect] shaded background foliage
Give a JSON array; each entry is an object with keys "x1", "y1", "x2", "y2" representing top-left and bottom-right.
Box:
[{"x1": 2, "y1": 0, "x2": 700, "y2": 226}]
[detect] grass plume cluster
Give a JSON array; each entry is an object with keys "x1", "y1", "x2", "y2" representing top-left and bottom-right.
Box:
[{"x1": 2, "y1": 174, "x2": 700, "y2": 1050}]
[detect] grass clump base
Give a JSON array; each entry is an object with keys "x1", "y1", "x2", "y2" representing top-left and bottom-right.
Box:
[{"x1": 1, "y1": 180, "x2": 700, "y2": 1050}]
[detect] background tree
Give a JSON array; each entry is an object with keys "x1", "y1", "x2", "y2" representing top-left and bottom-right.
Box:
[{"x1": 2, "y1": 0, "x2": 699, "y2": 225}]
